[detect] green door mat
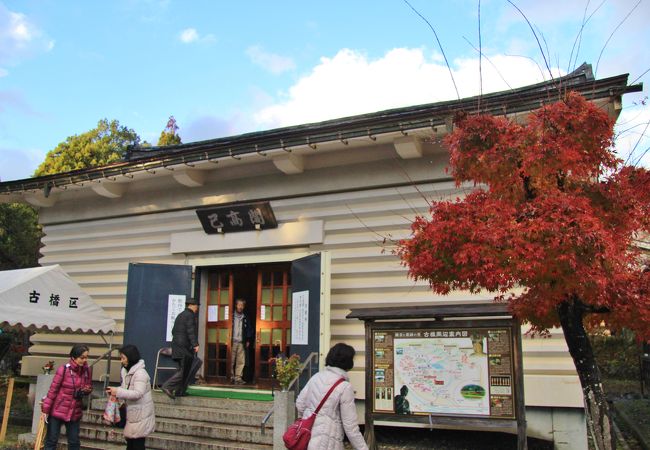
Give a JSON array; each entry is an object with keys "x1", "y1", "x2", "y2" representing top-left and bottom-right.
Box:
[{"x1": 185, "y1": 386, "x2": 274, "y2": 401}]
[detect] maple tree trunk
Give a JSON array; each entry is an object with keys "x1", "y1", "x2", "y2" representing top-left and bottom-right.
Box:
[{"x1": 557, "y1": 300, "x2": 616, "y2": 450}]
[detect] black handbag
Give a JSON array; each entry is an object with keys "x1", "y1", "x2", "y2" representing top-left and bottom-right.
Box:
[
  {"x1": 116, "y1": 375, "x2": 132, "y2": 428},
  {"x1": 117, "y1": 403, "x2": 127, "y2": 428}
]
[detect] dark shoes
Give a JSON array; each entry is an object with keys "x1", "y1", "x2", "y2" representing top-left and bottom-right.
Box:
[
  {"x1": 161, "y1": 387, "x2": 176, "y2": 399},
  {"x1": 233, "y1": 379, "x2": 246, "y2": 385}
]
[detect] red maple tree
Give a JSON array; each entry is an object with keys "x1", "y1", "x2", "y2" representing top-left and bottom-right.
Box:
[{"x1": 398, "y1": 92, "x2": 650, "y2": 450}]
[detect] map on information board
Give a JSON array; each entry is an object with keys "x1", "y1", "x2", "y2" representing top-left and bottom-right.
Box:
[
  {"x1": 393, "y1": 336, "x2": 489, "y2": 415},
  {"x1": 372, "y1": 327, "x2": 515, "y2": 418}
]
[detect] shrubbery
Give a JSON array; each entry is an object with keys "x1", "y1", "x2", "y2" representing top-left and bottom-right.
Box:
[{"x1": 591, "y1": 329, "x2": 641, "y2": 380}]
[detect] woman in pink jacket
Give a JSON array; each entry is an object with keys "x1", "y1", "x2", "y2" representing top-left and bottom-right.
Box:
[
  {"x1": 41, "y1": 344, "x2": 93, "y2": 450},
  {"x1": 296, "y1": 343, "x2": 368, "y2": 450}
]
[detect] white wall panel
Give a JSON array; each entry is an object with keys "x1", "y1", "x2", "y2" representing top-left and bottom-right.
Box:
[{"x1": 26, "y1": 181, "x2": 581, "y2": 407}]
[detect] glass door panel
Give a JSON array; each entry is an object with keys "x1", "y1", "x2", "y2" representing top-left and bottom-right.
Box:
[
  {"x1": 255, "y1": 265, "x2": 292, "y2": 383},
  {"x1": 205, "y1": 271, "x2": 233, "y2": 382}
]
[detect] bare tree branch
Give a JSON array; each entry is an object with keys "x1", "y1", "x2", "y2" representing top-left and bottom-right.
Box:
[
  {"x1": 568, "y1": 0, "x2": 606, "y2": 73},
  {"x1": 478, "y1": 0, "x2": 483, "y2": 110},
  {"x1": 595, "y1": 0, "x2": 641, "y2": 77},
  {"x1": 568, "y1": 0, "x2": 592, "y2": 74},
  {"x1": 506, "y1": 0, "x2": 554, "y2": 82},
  {"x1": 463, "y1": 37, "x2": 515, "y2": 93},
  {"x1": 401, "y1": 0, "x2": 460, "y2": 100},
  {"x1": 624, "y1": 119, "x2": 650, "y2": 165},
  {"x1": 630, "y1": 66, "x2": 650, "y2": 86},
  {"x1": 504, "y1": 53, "x2": 546, "y2": 81}
]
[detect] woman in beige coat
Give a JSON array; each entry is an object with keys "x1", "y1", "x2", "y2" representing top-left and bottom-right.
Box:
[
  {"x1": 296, "y1": 343, "x2": 368, "y2": 450},
  {"x1": 107, "y1": 345, "x2": 155, "y2": 450}
]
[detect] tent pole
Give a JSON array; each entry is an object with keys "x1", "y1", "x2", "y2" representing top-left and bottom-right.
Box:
[
  {"x1": 0, "y1": 377, "x2": 14, "y2": 442},
  {"x1": 104, "y1": 331, "x2": 114, "y2": 391}
]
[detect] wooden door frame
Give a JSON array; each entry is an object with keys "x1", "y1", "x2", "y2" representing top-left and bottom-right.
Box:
[
  {"x1": 191, "y1": 250, "x2": 331, "y2": 377},
  {"x1": 254, "y1": 264, "x2": 292, "y2": 383},
  {"x1": 203, "y1": 270, "x2": 234, "y2": 384}
]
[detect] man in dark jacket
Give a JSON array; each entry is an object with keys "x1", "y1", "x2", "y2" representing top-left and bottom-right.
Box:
[{"x1": 162, "y1": 298, "x2": 200, "y2": 398}]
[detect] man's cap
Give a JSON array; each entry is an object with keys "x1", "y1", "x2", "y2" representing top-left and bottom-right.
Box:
[{"x1": 186, "y1": 297, "x2": 200, "y2": 305}]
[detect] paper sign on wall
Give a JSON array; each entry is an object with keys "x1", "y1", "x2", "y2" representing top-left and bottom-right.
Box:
[
  {"x1": 166, "y1": 294, "x2": 186, "y2": 342},
  {"x1": 260, "y1": 305, "x2": 266, "y2": 320},
  {"x1": 224, "y1": 305, "x2": 229, "y2": 320},
  {"x1": 291, "y1": 290, "x2": 309, "y2": 345},
  {"x1": 207, "y1": 305, "x2": 218, "y2": 322}
]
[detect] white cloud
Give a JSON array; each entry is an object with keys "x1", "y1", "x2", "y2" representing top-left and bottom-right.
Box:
[
  {"x1": 178, "y1": 27, "x2": 216, "y2": 45},
  {"x1": 179, "y1": 28, "x2": 198, "y2": 43},
  {"x1": 246, "y1": 45, "x2": 296, "y2": 75},
  {"x1": 0, "y1": 3, "x2": 53, "y2": 67},
  {"x1": 254, "y1": 47, "x2": 558, "y2": 129}
]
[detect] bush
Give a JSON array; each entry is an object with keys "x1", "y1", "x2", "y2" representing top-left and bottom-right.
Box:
[{"x1": 591, "y1": 329, "x2": 641, "y2": 380}]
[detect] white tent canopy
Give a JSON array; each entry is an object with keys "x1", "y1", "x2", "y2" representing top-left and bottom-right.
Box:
[{"x1": 0, "y1": 265, "x2": 116, "y2": 334}]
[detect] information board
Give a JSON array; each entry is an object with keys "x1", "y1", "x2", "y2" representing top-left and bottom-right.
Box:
[{"x1": 372, "y1": 327, "x2": 516, "y2": 419}]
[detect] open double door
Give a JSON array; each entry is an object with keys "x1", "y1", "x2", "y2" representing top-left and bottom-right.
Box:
[{"x1": 123, "y1": 254, "x2": 323, "y2": 387}]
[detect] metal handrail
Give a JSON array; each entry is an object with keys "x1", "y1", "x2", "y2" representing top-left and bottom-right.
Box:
[
  {"x1": 260, "y1": 352, "x2": 319, "y2": 435},
  {"x1": 86, "y1": 346, "x2": 120, "y2": 411}
]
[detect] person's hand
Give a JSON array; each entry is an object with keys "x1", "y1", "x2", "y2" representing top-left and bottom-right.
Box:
[
  {"x1": 40, "y1": 412, "x2": 48, "y2": 424},
  {"x1": 82, "y1": 386, "x2": 93, "y2": 394},
  {"x1": 106, "y1": 387, "x2": 118, "y2": 396},
  {"x1": 246, "y1": 342, "x2": 250, "y2": 348},
  {"x1": 194, "y1": 345, "x2": 199, "y2": 353}
]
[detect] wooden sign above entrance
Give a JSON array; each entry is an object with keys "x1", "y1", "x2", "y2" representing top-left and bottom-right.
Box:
[{"x1": 196, "y1": 201, "x2": 278, "y2": 234}]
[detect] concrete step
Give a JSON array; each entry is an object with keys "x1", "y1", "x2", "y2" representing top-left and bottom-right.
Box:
[
  {"x1": 83, "y1": 410, "x2": 273, "y2": 445},
  {"x1": 155, "y1": 402, "x2": 273, "y2": 428},
  {"x1": 153, "y1": 390, "x2": 274, "y2": 412},
  {"x1": 60, "y1": 438, "x2": 125, "y2": 450},
  {"x1": 90, "y1": 391, "x2": 274, "y2": 413},
  {"x1": 76, "y1": 423, "x2": 274, "y2": 450},
  {"x1": 86, "y1": 402, "x2": 273, "y2": 428}
]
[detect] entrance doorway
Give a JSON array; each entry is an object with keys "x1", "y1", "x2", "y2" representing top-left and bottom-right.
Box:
[{"x1": 202, "y1": 263, "x2": 293, "y2": 386}]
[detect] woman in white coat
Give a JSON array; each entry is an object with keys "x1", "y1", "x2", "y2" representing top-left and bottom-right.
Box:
[
  {"x1": 295, "y1": 343, "x2": 368, "y2": 450},
  {"x1": 106, "y1": 345, "x2": 156, "y2": 450}
]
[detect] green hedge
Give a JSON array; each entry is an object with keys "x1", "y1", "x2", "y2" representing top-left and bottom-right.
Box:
[{"x1": 591, "y1": 330, "x2": 641, "y2": 380}]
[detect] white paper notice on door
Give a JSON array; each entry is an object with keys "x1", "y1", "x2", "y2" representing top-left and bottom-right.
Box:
[
  {"x1": 166, "y1": 294, "x2": 186, "y2": 342},
  {"x1": 291, "y1": 290, "x2": 309, "y2": 345},
  {"x1": 207, "y1": 305, "x2": 218, "y2": 322},
  {"x1": 260, "y1": 305, "x2": 266, "y2": 321},
  {"x1": 224, "y1": 305, "x2": 229, "y2": 320}
]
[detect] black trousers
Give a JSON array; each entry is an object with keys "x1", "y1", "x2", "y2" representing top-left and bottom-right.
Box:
[
  {"x1": 126, "y1": 437, "x2": 146, "y2": 449},
  {"x1": 162, "y1": 354, "x2": 202, "y2": 396},
  {"x1": 44, "y1": 416, "x2": 80, "y2": 450},
  {"x1": 162, "y1": 355, "x2": 192, "y2": 395}
]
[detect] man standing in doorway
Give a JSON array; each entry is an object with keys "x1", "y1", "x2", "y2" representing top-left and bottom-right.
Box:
[
  {"x1": 232, "y1": 298, "x2": 253, "y2": 385},
  {"x1": 162, "y1": 298, "x2": 200, "y2": 398}
]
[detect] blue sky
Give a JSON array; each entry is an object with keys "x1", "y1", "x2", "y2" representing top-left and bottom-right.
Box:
[{"x1": 1, "y1": 0, "x2": 649, "y2": 181}]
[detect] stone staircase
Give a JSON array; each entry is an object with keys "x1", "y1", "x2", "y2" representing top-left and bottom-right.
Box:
[{"x1": 62, "y1": 391, "x2": 274, "y2": 449}]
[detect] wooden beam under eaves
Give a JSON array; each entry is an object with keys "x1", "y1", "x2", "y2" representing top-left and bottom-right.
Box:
[
  {"x1": 273, "y1": 154, "x2": 304, "y2": 174},
  {"x1": 393, "y1": 136, "x2": 423, "y2": 159},
  {"x1": 92, "y1": 181, "x2": 127, "y2": 198},
  {"x1": 24, "y1": 192, "x2": 58, "y2": 207},
  {"x1": 172, "y1": 169, "x2": 205, "y2": 187}
]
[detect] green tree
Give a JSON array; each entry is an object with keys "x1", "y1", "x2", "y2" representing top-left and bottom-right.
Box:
[
  {"x1": 0, "y1": 203, "x2": 41, "y2": 270},
  {"x1": 34, "y1": 119, "x2": 141, "y2": 176},
  {"x1": 157, "y1": 116, "x2": 181, "y2": 146}
]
